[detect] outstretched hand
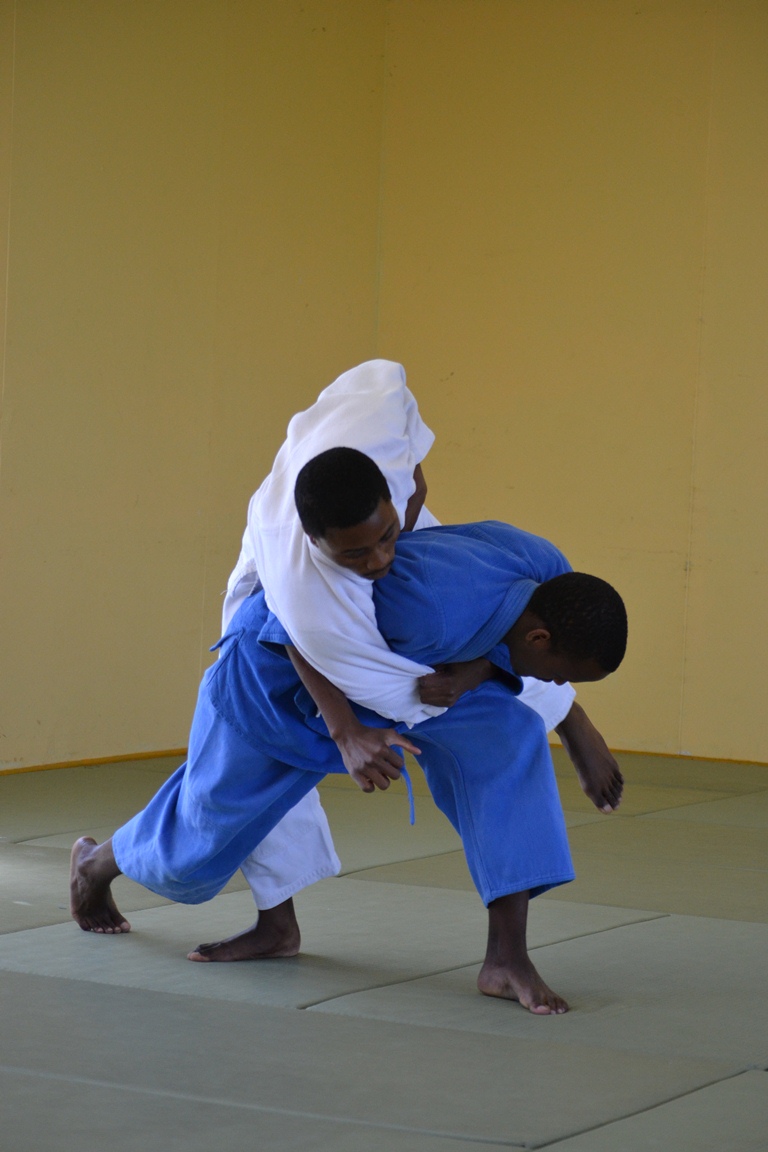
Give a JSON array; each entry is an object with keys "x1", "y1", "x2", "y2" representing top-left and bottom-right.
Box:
[
  {"x1": 334, "y1": 720, "x2": 421, "y2": 793},
  {"x1": 555, "y1": 702, "x2": 624, "y2": 813},
  {"x1": 418, "y1": 658, "x2": 494, "y2": 707}
]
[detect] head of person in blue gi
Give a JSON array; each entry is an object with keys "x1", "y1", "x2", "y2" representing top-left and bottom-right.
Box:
[{"x1": 295, "y1": 447, "x2": 627, "y2": 686}]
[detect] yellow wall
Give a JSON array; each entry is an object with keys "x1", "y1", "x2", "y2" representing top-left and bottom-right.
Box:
[
  {"x1": 376, "y1": 0, "x2": 768, "y2": 760},
  {"x1": 0, "y1": 0, "x2": 386, "y2": 768},
  {"x1": 1, "y1": 0, "x2": 766, "y2": 768}
]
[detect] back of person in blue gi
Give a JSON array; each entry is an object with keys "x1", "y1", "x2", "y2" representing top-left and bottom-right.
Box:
[{"x1": 70, "y1": 449, "x2": 627, "y2": 1015}]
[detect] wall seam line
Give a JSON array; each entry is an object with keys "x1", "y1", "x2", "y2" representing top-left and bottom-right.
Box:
[
  {"x1": 0, "y1": 0, "x2": 17, "y2": 481},
  {"x1": 372, "y1": 0, "x2": 392, "y2": 355},
  {"x1": 677, "y1": 2, "x2": 720, "y2": 755}
]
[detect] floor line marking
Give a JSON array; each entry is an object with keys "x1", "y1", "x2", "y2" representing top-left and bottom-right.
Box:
[{"x1": 0, "y1": 1063, "x2": 525, "y2": 1146}]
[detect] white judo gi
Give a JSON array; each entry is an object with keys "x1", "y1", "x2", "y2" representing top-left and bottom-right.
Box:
[{"x1": 222, "y1": 360, "x2": 575, "y2": 908}]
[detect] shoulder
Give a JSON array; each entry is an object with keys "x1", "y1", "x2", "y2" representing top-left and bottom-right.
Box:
[{"x1": 393, "y1": 521, "x2": 569, "y2": 574}]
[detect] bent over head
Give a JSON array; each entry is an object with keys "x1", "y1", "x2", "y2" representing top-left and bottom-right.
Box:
[
  {"x1": 295, "y1": 447, "x2": 399, "y2": 579},
  {"x1": 507, "y1": 573, "x2": 627, "y2": 684},
  {"x1": 528, "y1": 573, "x2": 627, "y2": 672}
]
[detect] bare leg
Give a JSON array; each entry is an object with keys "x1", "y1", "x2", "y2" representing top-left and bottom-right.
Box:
[
  {"x1": 556, "y1": 702, "x2": 624, "y2": 813},
  {"x1": 477, "y1": 891, "x2": 568, "y2": 1014},
  {"x1": 70, "y1": 836, "x2": 131, "y2": 933},
  {"x1": 187, "y1": 897, "x2": 301, "y2": 962}
]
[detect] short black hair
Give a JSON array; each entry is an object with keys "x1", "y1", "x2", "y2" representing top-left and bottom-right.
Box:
[
  {"x1": 527, "y1": 572, "x2": 627, "y2": 672},
  {"x1": 294, "y1": 447, "x2": 391, "y2": 539}
]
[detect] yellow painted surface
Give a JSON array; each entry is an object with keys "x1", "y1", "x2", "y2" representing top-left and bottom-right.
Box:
[
  {"x1": 0, "y1": 0, "x2": 13, "y2": 363},
  {"x1": 0, "y1": 1, "x2": 765, "y2": 766},
  {"x1": 0, "y1": 0, "x2": 385, "y2": 767},
  {"x1": 376, "y1": 0, "x2": 766, "y2": 758},
  {"x1": 377, "y1": 0, "x2": 711, "y2": 754},
  {"x1": 678, "y1": 3, "x2": 768, "y2": 760}
]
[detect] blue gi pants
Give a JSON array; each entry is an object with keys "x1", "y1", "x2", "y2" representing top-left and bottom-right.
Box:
[{"x1": 113, "y1": 631, "x2": 574, "y2": 907}]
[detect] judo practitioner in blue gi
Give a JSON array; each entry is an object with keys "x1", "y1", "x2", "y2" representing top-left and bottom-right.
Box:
[{"x1": 71, "y1": 448, "x2": 627, "y2": 1014}]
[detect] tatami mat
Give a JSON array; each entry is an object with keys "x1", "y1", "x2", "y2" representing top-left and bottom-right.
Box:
[
  {"x1": 2, "y1": 753, "x2": 766, "y2": 1149},
  {"x1": 0, "y1": 1067, "x2": 503, "y2": 1152},
  {"x1": 0, "y1": 880, "x2": 656, "y2": 1008},
  {"x1": 567, "y1": 815, "x2": 768, "y2": 870},
  {"x1": 352, "y1": 822, "x2": 768, "y2": 922},
  {"x1": 353, "y1": 848, "x2": 474, "y2": 890},
  {"x1": 0, "y1": 762, "x2": 180, "y2": 841},
  {"x1": 555, "y1": 776, "x2": 733, "y2": 816},
  {"x1": 0, "y1": 972, "x2": 737, "y2": 1148},
  {"x1": 310, "y1": 914, "x2": 768, "y2": 1065},
  {"x1": 558, "y1": 818, "x2": 768, "y2": 921},
  {"x1": 550, "y1": 747, "x2": 768, "y2": 794},
  {"x1": 545, "y1": 1071, "x2": 768, "y2": 1152},
  {"x1": 644, "y1": 787, "x2": 768, "y2": 828}
]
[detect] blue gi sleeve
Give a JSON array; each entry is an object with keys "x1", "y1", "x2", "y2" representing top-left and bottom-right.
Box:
[{"x1": 257, "y1": 609, "x2": 296, "y2": 659}]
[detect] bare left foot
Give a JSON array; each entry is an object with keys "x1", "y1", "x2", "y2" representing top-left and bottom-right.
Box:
[
  {"x1": 478, "y1": 956, "x2": 569, "y2": 1015},
  {"x1": 188, "y1": 899, "x2": 300, "y2": 962}
]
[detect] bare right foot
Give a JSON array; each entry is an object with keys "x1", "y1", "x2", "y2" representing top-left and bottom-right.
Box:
[
  {"x1": 481, "y1": 889, "x2": 568, "y2": 1015},
  {"x1": 478, "y1": 956, "x2": 569, "y2": 1015},
  {"x1": 70, "y1": 837, "x2": 130, "y2": 934},
  {"x1": 188, "y1": 898, "x2": 300, "y2": 962}
]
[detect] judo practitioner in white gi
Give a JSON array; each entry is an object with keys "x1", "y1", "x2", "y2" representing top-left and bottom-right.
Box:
[
  {"x1": 70, "y1": 447, "x2": 627, "y2": 1015},
  {"x1": 200, "y1": 361, "x2": 596, "y2": 962}
]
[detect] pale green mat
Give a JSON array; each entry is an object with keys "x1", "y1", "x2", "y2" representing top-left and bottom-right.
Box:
[
  {"x1": 0, "y1": 971, "x2": 736, "y2": 1149},
  {"x1": 310, "y1": 912, "x2": 768, "y2": 1065},
  {"x1": 2, "y1": 754, "x2": 766, "y2": 1149},
  {"x1": 0, "y1": 1064, "x2": 506, "y2": 1152},
  {"x1": 546, "y1": 1071, "x2": 768, "y2": 1152},
  {"x1": 350, "y1": 818, "x2": 768, "y2": 922},
  {"x1": 0, "y1": 879, "x2": 656, "y2": 1008},
  {"x1": 0, "y1": 1064, "x2": 504, "y2": 1152},
  {"x1": 642, "y1": 787, "x2": 768, "y2": 827}
]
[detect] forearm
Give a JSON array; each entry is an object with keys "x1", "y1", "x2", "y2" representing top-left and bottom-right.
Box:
[
  {"x1": 554, "y1": 700, "x2": 589, "y2": 755},
  {"x1": 403, "y1": 464, "x2": 428, "y2": 532},
  {"x1": 286, "y1": 645, "x2": 357, "y2": 741},
  {"x1": 285, "y1": 645, "x2": 421, "y2": 791},
  {"x1": 554, "y1": 701, "x2": 624, "y2": 814}
]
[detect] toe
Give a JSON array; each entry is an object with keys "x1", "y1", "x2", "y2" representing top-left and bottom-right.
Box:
[{"x1": 187, "y1": 949, "x2": 210, "y2": 962}]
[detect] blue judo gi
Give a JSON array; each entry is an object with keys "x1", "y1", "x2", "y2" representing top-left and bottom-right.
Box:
[{"x1": 113, "y1": 522, "x2": 576, "y2": 907}]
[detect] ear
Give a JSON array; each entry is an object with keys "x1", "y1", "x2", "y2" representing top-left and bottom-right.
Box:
[{"x1": 525, "y1": 627, "x2": 552, "y2": 648}]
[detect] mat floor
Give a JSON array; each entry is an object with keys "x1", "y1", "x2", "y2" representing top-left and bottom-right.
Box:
[{"x1": 1, "y1": 748, "x2": 766, "y2": 1150}]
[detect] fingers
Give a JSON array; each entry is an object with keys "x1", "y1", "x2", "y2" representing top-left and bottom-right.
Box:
[
  {"x1": 347, "y1": 728, "x2": 421, "y2": 792},
  {"x1": 353, "y1": 766, "x2": 398, "y2": 792},
  {"x1": 388, "y1": 734, "x2": 422, "y2": 757},
  {"x1": 418, "y1": 670, "x2": 463, "y2": 707}
]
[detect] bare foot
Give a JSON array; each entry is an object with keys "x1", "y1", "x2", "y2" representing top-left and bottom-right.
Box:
[
  {"x1": 556, "y1": 702, "x2": 623, "y2": 813},
  {"x1": 188, "y1": 899, "x2": 300, "y2": 962},
  {"x1": 70, "y1": 837, "x2": 131, "y2": 934},
  {"x1": 481, "y1": 890, "x2": 568, "y2": 1014},
  {"x1": 478, "y1": 957, "x2": 569, "y2": 1015}
]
